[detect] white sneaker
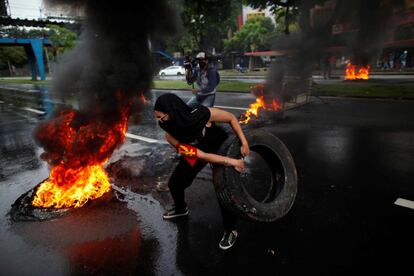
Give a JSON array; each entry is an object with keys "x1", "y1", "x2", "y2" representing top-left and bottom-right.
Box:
[
  {"x1": 219, "y1": 230, "x2": 238, "y2": 250},
  {"x1": 162, "y1": 207, "x2": 189, "y2": 220}
]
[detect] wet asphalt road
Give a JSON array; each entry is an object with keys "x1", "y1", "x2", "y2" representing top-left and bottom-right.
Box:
[{"x1": 0, "y1": 85, "x2": 413, "y2": 275}]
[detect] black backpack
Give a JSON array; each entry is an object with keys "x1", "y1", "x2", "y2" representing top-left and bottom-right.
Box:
[{"x1": 216, "y1": 71, "x2": 220, "y2": 86}]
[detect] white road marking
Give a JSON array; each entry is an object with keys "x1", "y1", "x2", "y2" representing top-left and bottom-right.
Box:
[
  {"x1": 22, "y1": 107, "x2": 46, "y2": 114},
  {"x1": 0, "y1": 100, "x2": 4, "y2": 104},
  {"x1": 394, "y1": 198, "x2": 414, "y2": 210},
  {"x1": 125, "y1": 132, "x2": 165, "y2": 144},
  {"x1": 215, "y1": 105, "x2": 247, "y2": 111}
]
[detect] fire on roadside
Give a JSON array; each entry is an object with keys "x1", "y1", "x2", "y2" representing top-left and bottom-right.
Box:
[
  {"x1": 32, "y1": 96, "x2": 130, "y2": 209},
  {"x1": 345, "y1": 63, "x2": 370, "y2": 80},
  {"x1": 239, "y1": 84, "x2": 282, "y2": 124}
]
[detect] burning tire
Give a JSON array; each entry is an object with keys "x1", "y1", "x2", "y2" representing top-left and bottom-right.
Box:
[{"x1": 213, "y1": 129, "x2": 297, "y2": 222}]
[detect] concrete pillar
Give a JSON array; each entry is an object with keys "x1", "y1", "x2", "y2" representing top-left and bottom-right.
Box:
[
  {"x1": 24, "y1": 45, "x2": 38, "y2": 81},
  {"x1": 30, "y1": 39, "x2": 46, "y2": 81}
]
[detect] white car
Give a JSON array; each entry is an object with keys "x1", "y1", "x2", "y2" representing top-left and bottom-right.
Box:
[{"x1": 158, "y1": 66, "x2": 185, "y2": 76}]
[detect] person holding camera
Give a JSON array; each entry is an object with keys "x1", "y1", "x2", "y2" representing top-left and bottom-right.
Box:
[{"x1": 184, "y1": 51, "x2": 219, "y2": 108}]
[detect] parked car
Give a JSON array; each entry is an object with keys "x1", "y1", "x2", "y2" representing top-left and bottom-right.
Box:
[{"x1": 158, "y1": 66, "x2": 185, "y2": 76}]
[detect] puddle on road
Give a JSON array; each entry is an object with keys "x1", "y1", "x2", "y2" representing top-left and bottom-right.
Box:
[
  {"x1": 1, "y1": 96, "x2": 185, "y2": 274},
  {"x1": 1, "y1": 139, "x2": 184, "y2": 275}
]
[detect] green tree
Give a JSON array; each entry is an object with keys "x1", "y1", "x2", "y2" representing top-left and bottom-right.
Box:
[
  {"x1": 245, "y1": 0, "x2": 302, "y2": 34},
  {"x1": 245, "y1": 0, "x2": 301, "y2": 12},
  {"x1": 224, "y1": 16, "x2": 276, "y2": 53},
  {"x1": 0, "y1": 46, "x2": 27, "y2": 70},
  {"x1": 274, "y1": 5, "x2": 300, "y2": 34},
  {"x1": 167, "y1": 0, "x2": 241, "y2": 54},
  {"x1": 46, "y1": 24, "x2": 77, "y2": 57}
]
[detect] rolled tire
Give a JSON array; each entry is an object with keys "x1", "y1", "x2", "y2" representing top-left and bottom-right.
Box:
[{"x1": 213, "y1": 128, "x2": 297, "y2": 222}]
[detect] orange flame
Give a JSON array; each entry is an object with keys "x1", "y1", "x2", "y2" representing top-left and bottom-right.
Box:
[
  {"x1": 239, "y1": 96, "x2": 281, "y2": 124},
  {"x1": 345, "y1": 63, "x2": 370, "y2": 80},
  {"x1": 32, "y1": 102, "x2": 129, "y2": 209}
]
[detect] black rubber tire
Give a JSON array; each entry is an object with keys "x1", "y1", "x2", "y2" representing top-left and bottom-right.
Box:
[{"x1": 213, "y1": 128, "x2": 297, "y2": 222}]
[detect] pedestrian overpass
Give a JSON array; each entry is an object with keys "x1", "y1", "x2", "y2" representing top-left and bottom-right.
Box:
[
  {"x1": 0, "y1": 37, "x2": 52, "y2": 81},
  {"x1": 0, "y1": 38, "x2": 178, "y2": 81}
]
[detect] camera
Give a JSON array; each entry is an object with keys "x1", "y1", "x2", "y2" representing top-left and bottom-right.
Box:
[
  {"x1": 184, "y1": 55, "x2": 199, "y2": 84},
  {"x1": 184, "y1": 55, "x2": 198, "y2": 71}
]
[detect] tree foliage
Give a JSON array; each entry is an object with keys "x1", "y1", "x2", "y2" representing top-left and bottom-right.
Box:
[
  {"x1": 224, "y1": 16, "x2": 276, "y2": 53},
  {"x1": 166, "y1": 0, "x2": 241, "y2": 54},
  {"x1": 244, "y1": 0, "x2": 301, "y2": 34},
  {"x1": 274, "y1": 5, "x2": 300, "y2": 35},
  {"x1": 46, "y1": 24, "x2": 77, "y2": 56},
  {"x1": 167, "y1": 0, "x2": 304, "y2": 55},
  {"x1": 245, "y1": 0, "x2": 301, "y2": 11},
  {"x1": 0, "y1": 47, "x2": 27, "y2": 69}
]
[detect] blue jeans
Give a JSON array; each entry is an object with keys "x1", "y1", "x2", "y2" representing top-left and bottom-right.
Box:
[{"x1": 187, "y1": 93, "x2": 215, "y2": 108}]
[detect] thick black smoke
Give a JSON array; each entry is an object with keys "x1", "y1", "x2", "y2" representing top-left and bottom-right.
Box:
[
  {"x1": 266, "y1": 0, "x2": 406, "y2": 103},
  {"x1": 44, "y1": 0, "x2": 178, "y2": 118},
  {"x1": 33, "y1": 0, "x2": 178, "y2": 165}
]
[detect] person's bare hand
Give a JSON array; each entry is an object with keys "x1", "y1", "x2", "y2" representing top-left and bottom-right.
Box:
[
  {"x1": 231, "y1": 158, "x2": 244, "y2": 173},
  {"x1": 240, "y1": 143, "x2": 250, "y2": 157},
  {"x1": 191, "y1": 88, "x2": 199, "y2": 95}
]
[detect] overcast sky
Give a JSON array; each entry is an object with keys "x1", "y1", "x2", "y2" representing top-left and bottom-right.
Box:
[
  {"x1": 8, "y1": 0, "x2": 43, "y2": 19},
  {"x1": 8, "y1": 0, "x2": 68, "y2": 19}
]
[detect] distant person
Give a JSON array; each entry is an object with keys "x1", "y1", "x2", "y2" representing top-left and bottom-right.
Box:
[
  {"x1": 400, "y1": 50, "x2": 408, "y2": 69},
  {"x1": 329, "y1": 55, "x2": 336, "y2": 76},
  {"x1": 235, "y1": 63, "x2": 241, "y2": 72},
  {"x1": 185, "y1": 51, "x2": 219, "y2": 108},
  {"x1": 389, "y1": 52, "x2": 395, "y2": 69},
  {"x1": 321, "y1": 55, "x2": 331, "y2": 79},
  {"x1": 382, "y1": 54, "x2": 389, "y2": 70}
]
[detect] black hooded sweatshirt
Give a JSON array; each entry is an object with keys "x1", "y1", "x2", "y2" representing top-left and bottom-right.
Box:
[
  {"x1": 155, "y1": 93, "x2": 229, "y2": 157},
  {"x1": 154, "y1": 93, "x2": 210, "y2": 144}
]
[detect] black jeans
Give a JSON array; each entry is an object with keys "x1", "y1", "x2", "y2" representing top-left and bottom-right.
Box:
[{"x1": 168, "y1": 123, "x2": 237, "y2": 231}]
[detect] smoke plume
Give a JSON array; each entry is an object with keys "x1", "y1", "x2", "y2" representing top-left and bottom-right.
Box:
[
  {"x1": 34, "y1": 0, "x2": 178, "y2": 166},
  {"x1": 45, "y1": 0, "x2": 177, "y2": 113},
  {"x1": 266, "y1": 0, "x2": 406, "y2": 103}
]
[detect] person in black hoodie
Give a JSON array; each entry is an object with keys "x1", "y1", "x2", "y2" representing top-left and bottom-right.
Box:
[{"x1": 154, "y1": 93, "x2": 249, "y2": 250}]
